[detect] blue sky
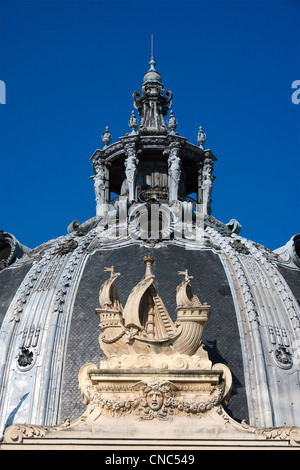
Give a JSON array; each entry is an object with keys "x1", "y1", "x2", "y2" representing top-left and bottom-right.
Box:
[{"x1": 0, "y1": 0, "x2": 299, "y2": 250}]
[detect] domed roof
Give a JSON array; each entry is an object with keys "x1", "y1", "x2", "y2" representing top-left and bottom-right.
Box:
[
  {"x1": 0, "y1": 54, "x2": 300, "y2": 445},
  {"x1": 143, "y1": 57, "x2": 162, "y2": 84},
  {"x1": 143, "y1": 68, "x2": 162, "y2": 84}
]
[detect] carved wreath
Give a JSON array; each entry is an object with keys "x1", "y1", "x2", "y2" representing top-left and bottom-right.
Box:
[{"x1": 86, "y1": 380, "x2": 224, "y2": 421}]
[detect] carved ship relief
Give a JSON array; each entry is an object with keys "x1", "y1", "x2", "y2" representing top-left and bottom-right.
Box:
[
  {"x1": 4, "y1": 256, "x2": 300, "y2": 446},
  {"x1": 96, "y1": 256, "x2": 211, "y2": 358}
]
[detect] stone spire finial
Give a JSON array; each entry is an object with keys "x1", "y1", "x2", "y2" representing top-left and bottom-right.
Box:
[
  {"x1": 128, "y1": 111, "x2": 138, "y2": 134},
  {"x1": 101, "y1": 126, "x2": 112, "y2": 148},
  {"x1": 197, "y1": 126, "x2": 206, "y2": 150},
  {"x1": 168, "y1": 110, "x2": 178, "y2": 135},
  {"x1": 133, "y1": 54, "x2": 172, "y2": 135},
  {"x1": 143, "y1": 255, "x2": 154, "y2": 277},
  {"x1": 149, "y1": 34, "x2": 156, "y2": 71}
]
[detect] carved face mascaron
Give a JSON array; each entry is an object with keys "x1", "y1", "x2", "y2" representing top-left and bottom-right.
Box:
[
  {"x1": 146, "y1": 390, "x2": 164, "y2": 411},
  {"x1": 137, "y1": 379, "x2": 177, "y2": 415}
]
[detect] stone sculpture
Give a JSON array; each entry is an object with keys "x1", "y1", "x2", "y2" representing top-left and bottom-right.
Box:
[
  {"x1": 101, "y1": 126, "x2": 112, "y2": 148},
  {"x1": 201, "y1": 157, "x2": 214, "y2": 215},
  {"x1": 167, "y1": 110, "x2": 178, "y2": 134},
  {"x1": 167, "y1": 142, "x2": 182, "y2": 203},
  {"x1": 92, "y1": 160, "x2": 107, "y2": 215},
  {"x1": 128, "y1": 110, "x2": 138, "y2": 134},
  {"x1": 124, "y1": 143, "x2": 139, "y2": 203},
  {"x1": 3, "y1": 256, "x2": 300, "y2": 448},
  {"x1": 197, "y1": 125, "x2": 206, "y2": 150},
  {"x1": 96, "y1": 256, "x2": 211, "y2": 358}
]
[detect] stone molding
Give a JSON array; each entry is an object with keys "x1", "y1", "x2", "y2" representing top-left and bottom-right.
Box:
[{"x1": 206, "y1": 226, "x2": 300, "y2": 427}]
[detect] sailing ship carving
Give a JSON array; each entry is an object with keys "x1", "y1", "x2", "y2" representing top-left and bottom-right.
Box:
[{"x1": 96, "y1": 256, "x2": 211, "y2": 357}]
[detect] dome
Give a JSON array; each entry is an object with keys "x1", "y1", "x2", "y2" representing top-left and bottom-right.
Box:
[
  {"x1": 143, "y1": 56, "x2": 162, "y2": 84},
  {"x1": 143, "y1": 68, "x2": 162, "y2": 84},
  {"x1": 1, "y1": 57, "x2": 300, "y2": 449}
]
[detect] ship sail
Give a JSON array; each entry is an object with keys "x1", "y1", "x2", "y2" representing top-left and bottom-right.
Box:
[
  {"x1": 99, "y1": 266, "x2": 123, "y2": 312},
  {"x1": 176, "y1": 270, "x2": 202, "y2": 307},
  {"x1": 123, "y1": 256, "x2": 175, "y2": 338},
  {"x1": 123, "y1": 274, "x2": 155, "y2": 329}
]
